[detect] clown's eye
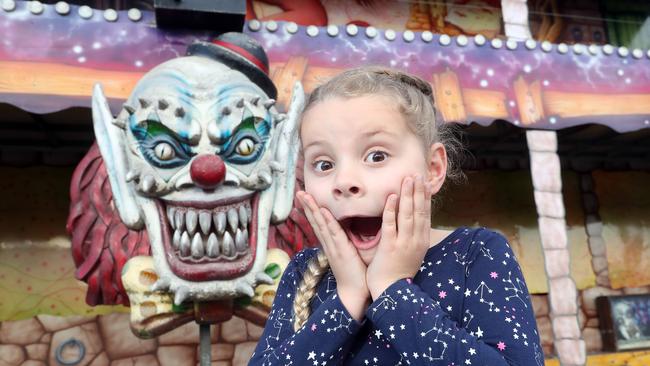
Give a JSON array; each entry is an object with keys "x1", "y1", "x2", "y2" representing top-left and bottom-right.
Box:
[
  {"x1": 236, "y1": 138, "x2": 256, "y2": 156},
  {"x1": 365, "y1": 151, "x2": 388, "y2": 163},
  {"x1": 314, "y1": 160, "x2": 334, "y2": 172},
  {"x1": 154, "y1": 142, "x2": 176, "y2": 161}
]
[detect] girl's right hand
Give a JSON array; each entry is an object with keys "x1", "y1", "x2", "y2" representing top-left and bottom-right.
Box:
[{"x1": 296, "y1": 191, "x2": 371, "y2": 322}]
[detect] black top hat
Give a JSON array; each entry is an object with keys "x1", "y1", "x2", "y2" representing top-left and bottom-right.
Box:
[{"x1": 187, "y1": 32, "x2": 277, "y2": 99}]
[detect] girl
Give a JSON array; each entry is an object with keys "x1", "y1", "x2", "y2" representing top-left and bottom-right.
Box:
[{"x1": 249, "y1": 67, "x2": 543, "y2": 365}]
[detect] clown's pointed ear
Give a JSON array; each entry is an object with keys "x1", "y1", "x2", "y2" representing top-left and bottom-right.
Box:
[
  {"x1": 92, "y1": 83, "x2": 144, "y2": 229},
  {"x1": 270, "y1": 82, "x2": 305, "y2": 224}
]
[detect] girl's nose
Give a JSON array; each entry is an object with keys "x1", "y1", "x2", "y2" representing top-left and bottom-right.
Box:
[
  {"x1": 333, "y1": 184, "x2": 361, "y2": 198},
  {"x1": 333, "y1": 175, "x2": 363, "y2": 198}
]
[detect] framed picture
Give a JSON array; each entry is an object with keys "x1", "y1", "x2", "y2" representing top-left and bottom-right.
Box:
[{"x1": 597, "y1": 294, "x2": 650, "y2": 351}]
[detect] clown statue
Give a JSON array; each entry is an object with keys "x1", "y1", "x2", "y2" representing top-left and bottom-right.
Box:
[{"x1": 67, "y1": 33, "x2": 305, "y2": 340}]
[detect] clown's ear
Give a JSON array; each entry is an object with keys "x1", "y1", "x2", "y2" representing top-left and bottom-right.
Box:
[
  {"x1": 92, "y1": 84, "x2": 144, "y2": 229},
  {"x1": 270, "y1": 82, "x2": 305, "y2": 224}
]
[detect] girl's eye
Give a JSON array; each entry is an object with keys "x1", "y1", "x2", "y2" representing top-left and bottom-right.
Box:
[
  {"x1": 154, "y1": 142, "x2": 176, "y2": 161},
  {"x1": 314, "y1": 160, "x2": 334, "y2": 172},
  {"x1": 235, "y1": 138, "x2": 256, "y2": 156},
  {"x1": 365, "y1": 151, "x2": 388, "y2": 163}
]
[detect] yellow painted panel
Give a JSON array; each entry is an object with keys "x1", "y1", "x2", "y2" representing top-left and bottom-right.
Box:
[{"x1": 593, "y1": 172, "x2": 650, "y2": 289}]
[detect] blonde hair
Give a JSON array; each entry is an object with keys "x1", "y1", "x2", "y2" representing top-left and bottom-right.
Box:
[{"x1": 292, "y1": 66, "x2": 464, "y2": 331}]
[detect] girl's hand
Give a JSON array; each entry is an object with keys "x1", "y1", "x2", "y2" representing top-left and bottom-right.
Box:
[
  {"x1": 366, "y1": 175, "x2": 432, "y2": 300},
  {"x1": 296, "y1": 191, "x2": 371, "y2": 321}
]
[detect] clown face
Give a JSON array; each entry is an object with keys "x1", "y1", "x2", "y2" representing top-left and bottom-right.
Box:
[{"x1": 92, "y1": 51, "x2": 303, "y2": 305}]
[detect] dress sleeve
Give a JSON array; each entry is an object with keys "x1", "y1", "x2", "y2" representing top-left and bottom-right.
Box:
[
  {"x1": 249, "y1": 250, "x2": 365, "y2": 366},
  {"x1": 365, "y1": 232, "x2": 544, "y2": 366}
]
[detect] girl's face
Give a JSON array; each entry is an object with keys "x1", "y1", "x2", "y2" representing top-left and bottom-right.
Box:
[{"x1": 300, "y1": 95, "x2": 439, "y2": 265}]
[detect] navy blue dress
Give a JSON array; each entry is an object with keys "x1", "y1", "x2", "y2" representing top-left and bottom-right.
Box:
[{"x1": 249, "y1": 227, "x2": 544, "y2": 365}]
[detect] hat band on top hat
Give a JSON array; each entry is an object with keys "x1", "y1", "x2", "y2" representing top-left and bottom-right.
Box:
[{"x1": 212, "y1": 40, "x2": 269, "y2": 75}]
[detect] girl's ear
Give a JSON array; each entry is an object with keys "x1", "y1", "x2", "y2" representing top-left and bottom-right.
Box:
[{"x1": 426, "y1": 142, "x2": 447, "y2": 196}]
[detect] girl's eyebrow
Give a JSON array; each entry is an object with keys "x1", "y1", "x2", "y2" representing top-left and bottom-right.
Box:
[
  {"x1": 362, "y1": 130, "x2": 399, "y2": 138},
  {"x1": 302, "y1": 140, "x2": 327, "y2": 151},
  {"x1": 302, "y1": 130, "x2": 398, "y2": 150}
]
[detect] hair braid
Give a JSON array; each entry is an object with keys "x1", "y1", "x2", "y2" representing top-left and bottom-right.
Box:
[{"x1": 292, "y1": 250, "x2": 330, "y2": 331}]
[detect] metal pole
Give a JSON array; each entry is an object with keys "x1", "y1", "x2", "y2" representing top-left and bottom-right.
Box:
[{"x1": 199, "y1": 323, "x2": 211, "y2": 366}]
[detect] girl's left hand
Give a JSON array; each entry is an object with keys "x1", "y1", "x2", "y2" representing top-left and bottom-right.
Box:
[{"x1": 366, "y1": 175, "x2": 432, "y2": 300}]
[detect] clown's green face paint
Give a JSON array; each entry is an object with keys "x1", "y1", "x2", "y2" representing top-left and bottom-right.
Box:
[{"x1": 132, "y1": 119, "x2": 193, "y2": 170}]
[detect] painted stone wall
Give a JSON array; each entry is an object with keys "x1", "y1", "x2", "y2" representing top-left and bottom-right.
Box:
[{"x1": 0, "y1": 312, "x2": 262, "y2": 366}]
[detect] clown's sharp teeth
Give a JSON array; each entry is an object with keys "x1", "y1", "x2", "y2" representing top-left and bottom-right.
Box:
[
  {"x1": 235, "y1": 228, "x2": 247, "y2": 252},
  {"x1": 238, "y1": 206, "x2": 248, "y2": 228},
  {"x1": 246, "y1": 205, "x2": 252, "y2": 221},
  {"x1": 175, "y1": 210, "x2": 185, "y2": 231},
  {"x1": 227, "y1": 208, "x2": 238, "y2": 232},
  {"x1": 206, "y1": 233, "x2": 219, "y2": 257},
  {"x1": 186, "y1": 210, "x2": 198, "y2": 235},
  {"x1": 167, "y1": 207, "x2": 176, "y2": 228},
  {"x1": 236, "y1": 283, "x2": 255, "y2": 297},
  {"x1": 174, "y1": 286, "x2": 189, "y2": 306},
  {"x1": 191, "y1": 233, "x2": 204, "y2": 259},
  {"x1": 180, "y1": 231, "x2": 191, "y2": 257},
  {"x1": 222, "y1": 232, "x2": 235, "y2": 257},
  {"x1": 214, "y1": 212, "x2": 226, "y2": 235},
  {"x1": 199, "y1": 211, "x2": 212, "y2": 235},
  {"x1": 172, "y1": 230, "x2": 181, "y2": 250},
  {"x1": 256, "y1": 272, "x2": 274, "y2": 285}
]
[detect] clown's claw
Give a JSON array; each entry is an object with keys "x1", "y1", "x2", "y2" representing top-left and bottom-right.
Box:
[
  {"x1": 236, "y1": 283, "x2": 255, "y2": 298},
  {"x1": 174, "y1": 286, "x2": 190, "y2": 306},
  {"x1": 151, "y1": 277, "x2": 170, "y2": 292},
  {"x1": 256, "y1": 272, "x2": 274, "y2": 285}
]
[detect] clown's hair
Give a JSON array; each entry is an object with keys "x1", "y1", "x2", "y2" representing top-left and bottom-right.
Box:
[
  {"x1": 291, "y1": 66, "x2": 465, "y2": 330},
  {"x1": 66, "y1": 143, "x2": 151, "y2": 306}
]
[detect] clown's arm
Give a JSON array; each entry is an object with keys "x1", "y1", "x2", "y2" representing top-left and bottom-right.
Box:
[{"x1": 249, "y1": 249, "x2": 364, "y2": 365}]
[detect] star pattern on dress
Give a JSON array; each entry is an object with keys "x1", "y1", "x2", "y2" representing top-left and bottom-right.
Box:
[
  {"x1": 250, "y1": 229, "x2": 542, "y2": 366},
  {"x1": 502, "y1": 270, "x2": 529, "y2": 308},
  {"x1": 474, "y1": 281, "x2": 498, "y2": 312}
]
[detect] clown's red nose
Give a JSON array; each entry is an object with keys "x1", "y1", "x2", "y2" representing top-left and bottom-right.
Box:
[{"x1": 190, "y1": 154, "x2": 226, "y2": 189}]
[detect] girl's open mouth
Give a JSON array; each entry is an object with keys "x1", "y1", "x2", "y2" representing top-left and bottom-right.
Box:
[{"x1": 340, "y1": 216, "x2": 383, "y2": 250}]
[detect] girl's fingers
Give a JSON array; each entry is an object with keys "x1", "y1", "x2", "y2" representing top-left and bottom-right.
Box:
[
  {"x1": 380, "y1": 194, "x2": 398, "y2": 247},
  {"x1": 413, "y1": 175, "x2": 429, "y2": 246},
  {"x1": 424, "y1": 183, "x2": 432, "y2": 239},
  {"x1": 320, "y1": 208, "x2": 354, "y2": 253},
  {"x1": 397, "y1": 176, "x2": 414, "y2": 238},
  {"x1": 297, "y1": 193, "x2": 338, "y2": 255}
]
